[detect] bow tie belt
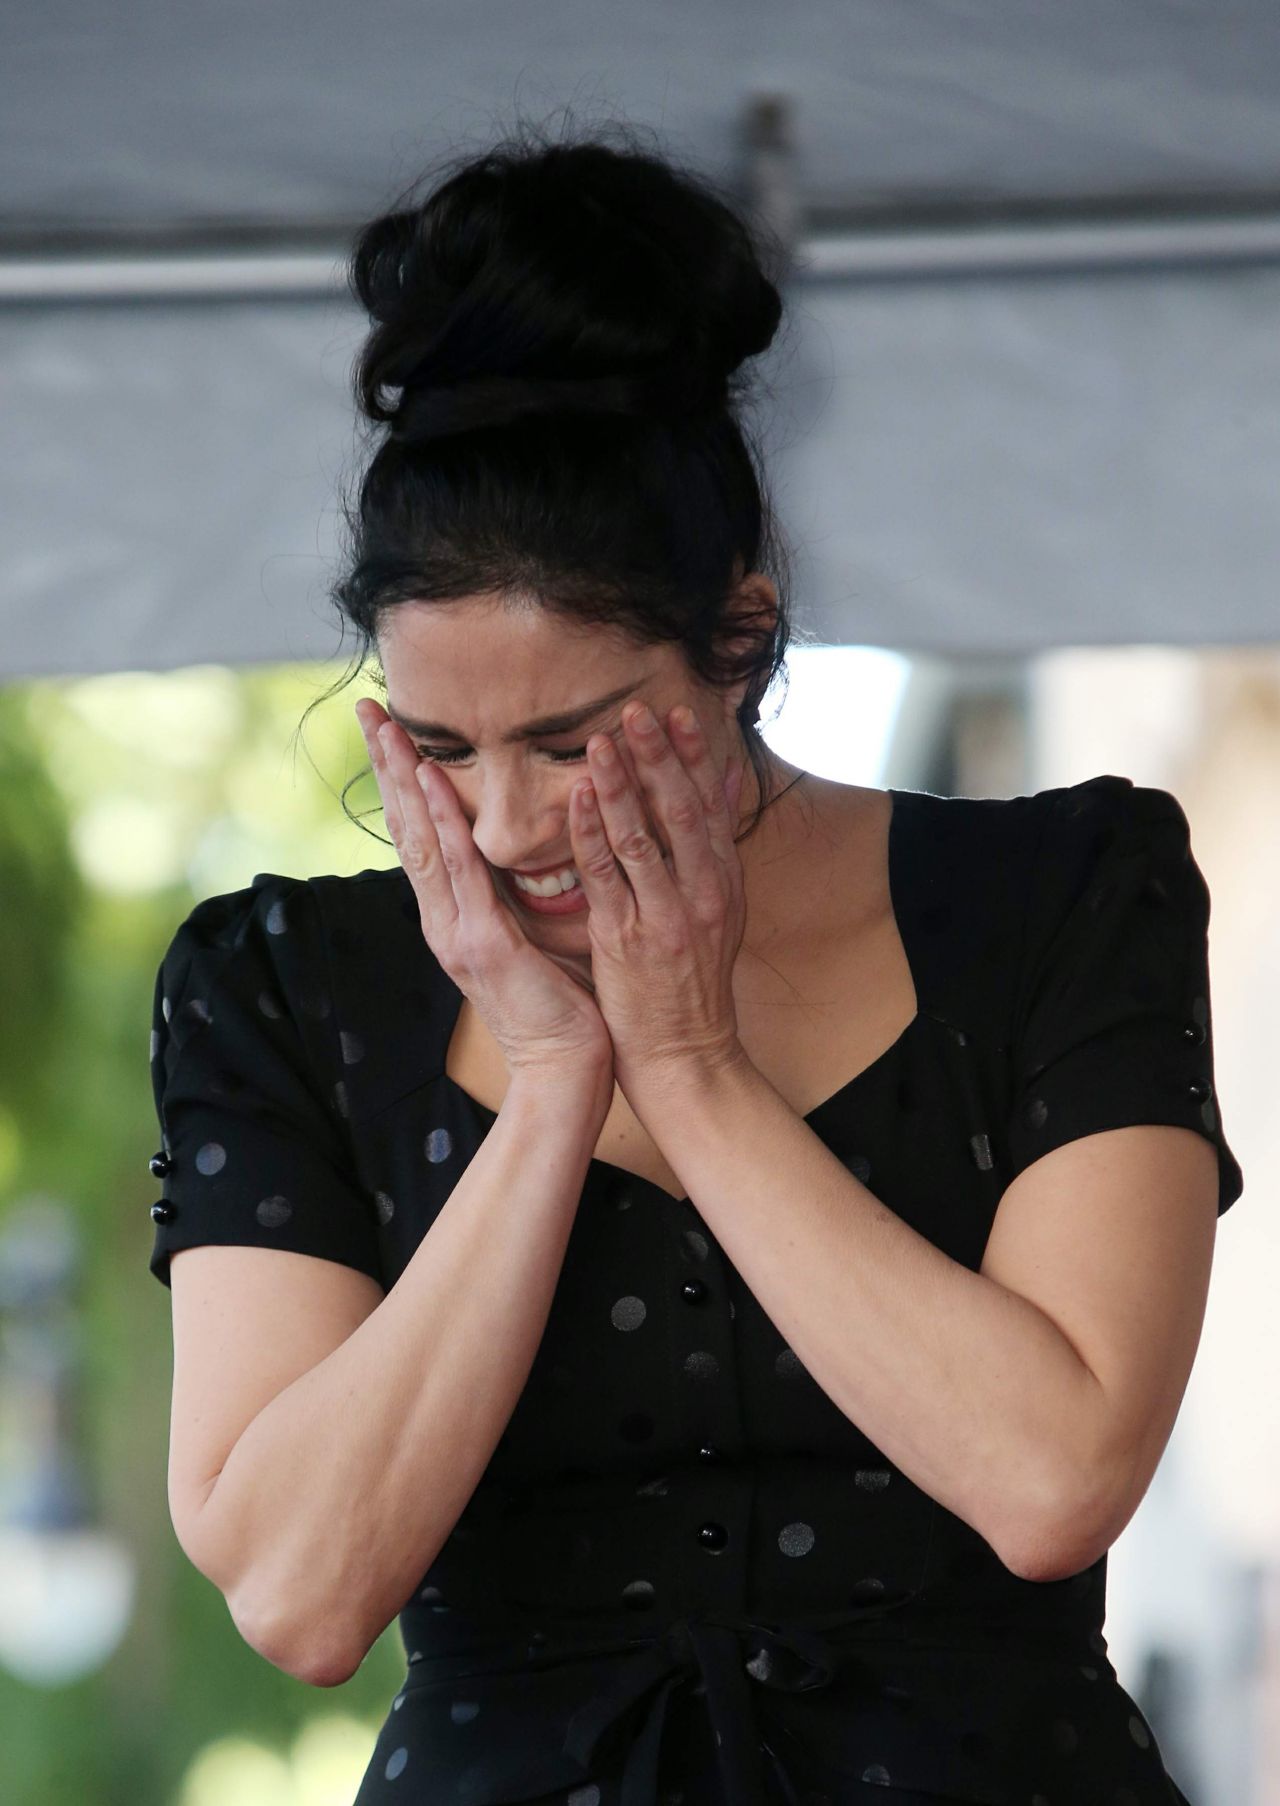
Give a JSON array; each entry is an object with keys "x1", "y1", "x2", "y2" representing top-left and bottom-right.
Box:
[
  {"x1": 400, "y1": 1603, "x2": 1078, "y2": 1806},
  {"x1": 561, "y1": 1610, "x2": 867, "y2": 1806}
]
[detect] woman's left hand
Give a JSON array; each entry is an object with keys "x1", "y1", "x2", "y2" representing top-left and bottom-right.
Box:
[{"x1": 568, "y1": 701, "x2": 750, "y2": 1103}]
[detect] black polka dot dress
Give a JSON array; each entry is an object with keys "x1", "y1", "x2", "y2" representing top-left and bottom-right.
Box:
[{"x1": 147, "y1": 773, "x2": 1242, "y2": 1806}]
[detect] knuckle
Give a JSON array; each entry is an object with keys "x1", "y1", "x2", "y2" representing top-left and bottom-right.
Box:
[
  {"x1": 616, "y1": 825, "x2": 656, "y2": 862},
  {"x1": 692, "y1": 891, "x2": 724, "y2": 927},
  {"x1": 582, "y1": 845, "x2": 619, "y2": 880},
  {"x1": 454, "y1": 930, "x2": 487, "y2": 973},
  {"x1": 667, "y1": 794, "x2": 703, "y2": 833}
]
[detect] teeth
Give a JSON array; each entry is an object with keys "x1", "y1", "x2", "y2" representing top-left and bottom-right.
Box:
[{"x1": 513, "y1": 865, "x2": 581, "y2": 897}]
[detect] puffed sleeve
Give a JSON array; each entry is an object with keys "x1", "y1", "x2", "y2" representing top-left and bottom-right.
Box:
[
  {"x1": 1006, "y1": 775, "x2": 1244, "y2": 1215},
  {"x1": 146, "y1": 872, "x2": 385, "y2": 1289}
]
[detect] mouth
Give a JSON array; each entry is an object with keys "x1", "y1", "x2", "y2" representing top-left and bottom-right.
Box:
[{"x1": 502, "y1": 864, "x2": 589, "y2": 916}]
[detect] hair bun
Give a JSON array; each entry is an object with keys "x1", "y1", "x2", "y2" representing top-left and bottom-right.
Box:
[
  {"x1": 389, "y1": 361, "x2": 729, "y2": 447},
  {"x1": 325, "y1": 117, "x2": 795, "y2": 832},
  {"x1": 348, "y1": 127, "x2": 782, "y2": 446}
]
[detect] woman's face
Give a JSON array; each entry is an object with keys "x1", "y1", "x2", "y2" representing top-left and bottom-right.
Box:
[{"x1": 373, "y1": 594, "x2": 761, "y2": 953}]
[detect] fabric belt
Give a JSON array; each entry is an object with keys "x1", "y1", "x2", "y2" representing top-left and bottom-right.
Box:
[
  {"x1": 561, "y1": 1609, "x2": 871, "y2": 1806},
  {"x1": 396, "y1": 1601, "x2": 1058, "y2": 1804}
]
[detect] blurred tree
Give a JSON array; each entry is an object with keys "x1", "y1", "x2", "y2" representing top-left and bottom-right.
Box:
[
  {"x1": 0, "y1": 663, "x2": 402, "y2": 1806},
  {"x1": 0, "y1": 684, "x2": 86, "y2": 1142}
]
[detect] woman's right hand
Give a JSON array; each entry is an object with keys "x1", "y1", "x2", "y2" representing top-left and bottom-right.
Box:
[{"x1": 356, "y1": 700, "x2": 615, "y2": 1091}]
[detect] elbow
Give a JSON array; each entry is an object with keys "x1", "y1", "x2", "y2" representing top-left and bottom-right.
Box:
[
  {"x1": 228, "y1": 1580, "x2": 367, "y2": 1688},
  {"x1": 996, "y1": 1460, "x2": 1119, "y2": 1586}
]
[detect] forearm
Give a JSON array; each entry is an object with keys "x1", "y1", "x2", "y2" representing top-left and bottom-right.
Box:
[
  {"x1": 630, "y1": 1054, "x2": 1104, "y2": 1579},
  {"x1": 199, "y1": 1067, "x2": 609, "y2": 1684}
]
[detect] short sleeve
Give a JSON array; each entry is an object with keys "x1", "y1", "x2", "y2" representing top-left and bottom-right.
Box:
[
  {"x1": 1006, "y1": 775, "x2": 1244, "y2": 1215},
  {"x1": 146, "y1": 873, "x2": 385, "y2": 1288}
]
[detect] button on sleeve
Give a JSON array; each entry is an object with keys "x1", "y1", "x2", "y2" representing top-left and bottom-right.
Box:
[
  {"x1": 1005, "y1": 775, "x2": 1243, "y2": 1215},
  {"x1": 146, "y1": 874, "x2": 384, "y2": 1289}
]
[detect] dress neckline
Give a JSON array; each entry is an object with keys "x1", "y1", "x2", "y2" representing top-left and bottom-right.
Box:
[{"x1": 439, "y1": 786, "x2": 924, "y2": 1205}]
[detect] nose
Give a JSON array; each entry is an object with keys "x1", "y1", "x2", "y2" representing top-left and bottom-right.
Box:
[
  {"x1": 466, "y1": 774, "x2": 576, "y2": 877},
  {"x1": 467, "y1": 742, "x2": 657, "y2": 874}
]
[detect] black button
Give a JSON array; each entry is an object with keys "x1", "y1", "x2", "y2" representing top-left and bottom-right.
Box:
[
  {"x1": 697, "y1": 1443, "x2": 722, "y2": 1463},
  {"x1": 681, "y1": 1279, "x2": 708, "y2": 1305},
  {"x1": 150, "y1": 1201, "x2": 176, "y2": 1224},
  {"x1": 149, "y1": 1151, "x2": 172, "y2": 1178},
  {"x1": 697, "y1": 1520, "x2": 728, "y2": 1551},
  {"x1": 1188, "y1": 1077, "x2": 1213, "y2": 1102},
  {"x1": 1183, "y1": 1022, "x2": 1207, "y2": 1046}
]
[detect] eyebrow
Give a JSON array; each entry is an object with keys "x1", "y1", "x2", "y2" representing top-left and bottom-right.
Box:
[{"x1": 384, "y1": 677, "x2": 649, "y2": 744}]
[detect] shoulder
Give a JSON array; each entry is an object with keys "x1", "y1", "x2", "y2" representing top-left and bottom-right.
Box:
[
  {"x1": 888, "y1": 771, "x2": 1190, "y2": 895},
  {"x1": 163, "y1": 865, "x2": 412, "y2": 955},
  {"x1": 158, "y1": 864, "x2": 419, "y2": 1019},
  {"x1": 1001, "y1": 774, "x2": 1200, "y2": 936},
  {"x1": 868, "y1": 773, "x2": 1196, "y2": 1031}
]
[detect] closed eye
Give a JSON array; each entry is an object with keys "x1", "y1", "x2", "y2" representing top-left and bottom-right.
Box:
[{"x1": 413, "y1": 745, "x2": 589, "y2": 766}]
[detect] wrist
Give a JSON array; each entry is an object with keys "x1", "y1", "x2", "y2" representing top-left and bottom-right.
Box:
[
  {"x1": 504, "y1": 1060, "x2": 614, "y2": 1121},
  {"x1": 625, "y1": 1037, "x2": 752, "y2": 1106}
]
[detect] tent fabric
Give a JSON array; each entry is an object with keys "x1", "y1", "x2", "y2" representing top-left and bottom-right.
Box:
[{"x1": 5, "y1": 0, "x2": 1279, "y2": 676}]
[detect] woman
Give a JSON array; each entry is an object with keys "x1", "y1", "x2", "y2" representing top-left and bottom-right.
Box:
[{"x1": 147, "y1": 117, "x2": 1243, "y2": 1806}]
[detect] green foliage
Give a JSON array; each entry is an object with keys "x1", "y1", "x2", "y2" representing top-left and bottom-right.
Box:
[
  {"x1": 0, "y1": 664, "x2": 403, "y2": 1806},
  {"x1": 0, "y1": 686, "x2": 86, "y2": 1126}
]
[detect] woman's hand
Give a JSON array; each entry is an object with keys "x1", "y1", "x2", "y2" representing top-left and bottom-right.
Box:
[
  {"x1": 567, "y1": 701, "x2": 749, "y2": 1103},
  {"x1": 355, "y1": 700, "x2": 614, "y2": 1089}
]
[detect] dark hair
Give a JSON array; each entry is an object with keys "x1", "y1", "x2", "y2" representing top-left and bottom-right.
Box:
[{"x1": 300, "y1": 108, "x2": 802, "y2": 846}]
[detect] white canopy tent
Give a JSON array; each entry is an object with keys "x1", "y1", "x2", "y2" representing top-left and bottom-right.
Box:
[{"x1": 3, "y1": 0, "x2": 1279, "y2": 682}]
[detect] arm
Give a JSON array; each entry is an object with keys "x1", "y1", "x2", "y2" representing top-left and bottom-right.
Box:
[
  {"x1": 625, "y1": 1052, "x2": 1217, "y2": 1583},
  {"x1": 188, "y1": 1065, "x2": 610, "y2": 1686}
]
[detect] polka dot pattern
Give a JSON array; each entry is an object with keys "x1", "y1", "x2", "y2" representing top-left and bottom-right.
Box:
[
  {"x1": 778, "y1": 1521, "x2": 815, "y2": 1557},
  {"x1": 144, "y1": 808, "x2": 1237, "y2": 1804},
  {"x1": 146, "y1": 877, "x2": 383, "y2": 1293},
  {"x1": 424, "y1": 1125, "x2": 452, "y2": 1164},
  {"x1": 855, "y1": 1469, "x2": 892, "y2": 1493},
  {"x1": 611, "y1": 1295, "x2": 646, "y2": 1332},
  {"x1": 680, "y1": 1229, "x2": 709, "y2": 1263},
  {"x1": 1007, "y1": 775, "x2": 1242, "y2": 1214},
  {"x1": 195, "y1": 1141, "x2": 226, "y2": 1176}
]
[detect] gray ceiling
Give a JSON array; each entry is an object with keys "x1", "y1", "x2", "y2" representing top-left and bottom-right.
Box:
[
  {"x1": 5, "y1": 1, "x2": 1280, "y2": 678},
  {"x1": 9, "y1": 0, "x2": 1280, "y2": 229}
]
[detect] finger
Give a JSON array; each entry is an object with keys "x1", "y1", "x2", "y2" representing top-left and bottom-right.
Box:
[
  {"x1": 355, "y1": 702, "x2": 409, "y2": 853},
  {"x1": 368, "y1": 715, "x2": 461, "y2": 932},
  {"x1": 622, "y1": 702, "x2": 724, "y2": 895},
  {"x1": 408, "y1": 749, "x2": 505, "y2": 921},
  {"x1": 584, "y1": 726, "x2": 678, "y2": 909},
  {"x1": 567, "y1": 771, "x2": 630, "y2": 914},
  {"x1": 666, "y1": 705, "x2": 742, "y2": 865}
]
